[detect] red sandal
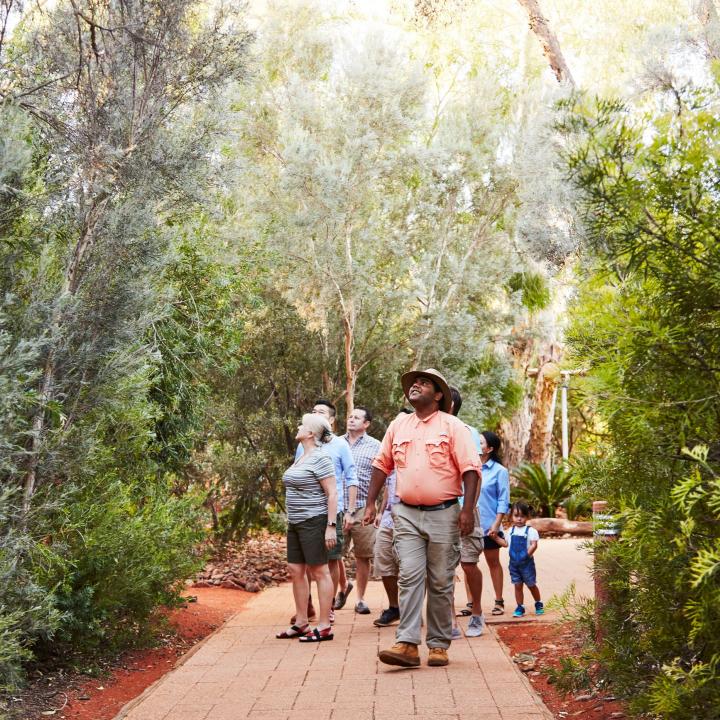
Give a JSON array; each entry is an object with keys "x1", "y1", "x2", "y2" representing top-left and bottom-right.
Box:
[
  {"x1": 298, "y1": 626, "x2": 334, "y2": 643},
  {"x1": 276, "y1": 623, "x2": 309, "y2": 639}
]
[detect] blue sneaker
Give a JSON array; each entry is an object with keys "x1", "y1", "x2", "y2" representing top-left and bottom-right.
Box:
[
  {"x1": 535, "y1": 601, "x2": 544, "y2": 615},
  {"x1": 513, "y1": 605, "x2": 525, "y2": 617}
]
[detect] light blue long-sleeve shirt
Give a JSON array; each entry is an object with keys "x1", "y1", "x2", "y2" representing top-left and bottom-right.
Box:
[
  {"x1": 295, "y1": 435, "x2": 358, "y2": 512},
  {"x1": 477, "y1": 458, "x2": 510, "y2": 536}
]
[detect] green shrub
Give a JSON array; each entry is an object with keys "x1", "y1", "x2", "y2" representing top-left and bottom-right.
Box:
[
  {"x1": 511, "y1": 462, "x2": 575, "y2": 517},
  {"x1": 545, "y1": 655, "x2": 592, "y2": 694},
  {"x1": 38, "y1": 479, "x2": 206, "y2": 652},
  {"x1": 507, "y1": 272, "x2": 551, "y2": 312},
  {"x1": 0, "y1": 612, "x2": 32, "y2": 695},
  {"x1": 0, "y1": 477, "x2": 205, "y2": 699},
  {"x1": 590, "y1": 448, "x2": 720, "y2": 717},
  {"x1": 0, "y1": 489, "x2": 64, "y2": 695},
  {"x1": 561, "y1": 87, "x2": 720, "y2": 714}
]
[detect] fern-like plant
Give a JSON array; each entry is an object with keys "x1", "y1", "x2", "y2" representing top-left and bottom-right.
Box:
[{"x1": 512, "y1": 463, "x2": 575, "y2": 517}]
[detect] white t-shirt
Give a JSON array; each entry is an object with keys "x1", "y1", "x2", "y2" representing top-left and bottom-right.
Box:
[{"x1": 509, "y1": 525, "x2": 539, "y2": 547}]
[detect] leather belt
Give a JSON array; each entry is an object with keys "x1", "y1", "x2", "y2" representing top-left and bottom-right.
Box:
[{"x1": 400, "y1": 498, "x2": 459, "y2": 512}]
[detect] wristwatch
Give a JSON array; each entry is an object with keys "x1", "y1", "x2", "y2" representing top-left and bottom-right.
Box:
[{"x1": 327, "y1": 520, "x2": 337, "y2": 527}]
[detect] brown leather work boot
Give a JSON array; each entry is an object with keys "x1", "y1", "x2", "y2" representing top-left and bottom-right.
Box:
[
  {"x1": 427, "y1": 647, "x2": 449, "y2": 666},
  {"x1": 378, "y1": 642, "x2": 420, "y2": 667}
]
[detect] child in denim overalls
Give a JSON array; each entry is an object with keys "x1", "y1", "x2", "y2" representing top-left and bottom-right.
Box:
[{"x1": 495, "y1": 501, "x2": 543, "y2": 617}]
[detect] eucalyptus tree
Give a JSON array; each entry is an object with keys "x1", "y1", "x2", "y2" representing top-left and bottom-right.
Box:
[
  {"x1": 234, "y1": 5, "x2": 429, "y2": 412},
  {"x1": 232, "y1": 1, "x2": 537, "y2": 422},
  {"x1": 0, "y1": 0, "x2": 251, "y2": 511}
]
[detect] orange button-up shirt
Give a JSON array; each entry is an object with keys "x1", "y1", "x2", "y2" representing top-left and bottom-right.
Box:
[{"x1": 372, "y1": 410, "x2": 481, "y2": 506}]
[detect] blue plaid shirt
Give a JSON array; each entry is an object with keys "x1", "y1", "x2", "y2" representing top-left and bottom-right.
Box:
[{"x1": 344, "y1": 432, "x2": 381, "y2": 508}]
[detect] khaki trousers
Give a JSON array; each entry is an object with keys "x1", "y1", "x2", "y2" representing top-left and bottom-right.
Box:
[{"x1": 392, "y1": 501, "x2": 460, "y2": 649}]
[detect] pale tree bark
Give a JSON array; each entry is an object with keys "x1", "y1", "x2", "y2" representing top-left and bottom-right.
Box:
[
  {"x1": 523, "y1": 342, "x2": 562, "y2": 465},
  {"x1": 323, "y1": 223, "x2": 357, "y2": 417},
  {"x1": 343, "y1": 223, "x2": 356, "y2": 415},
  {"x1": 497, "y1": 8, "x2": 571, "y2": 473},
  {"x1": 499, "y1": 397, "x2": 533, "y2": 474},
  {"x1": 499, "y1": 334, "x2": 534, "y2": 473},
  {"x1": 516, "y1": 0, "x2": 575, "y2": 87}
]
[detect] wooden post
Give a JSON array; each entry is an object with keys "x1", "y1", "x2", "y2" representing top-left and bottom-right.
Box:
[{"x1": 593, "y1": 500, "x2": 618, "y2": 642}]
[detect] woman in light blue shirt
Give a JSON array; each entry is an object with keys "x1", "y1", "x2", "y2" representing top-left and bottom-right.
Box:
[{"x1": 478, "y1": 431, "x2": 511, "y2": 615}]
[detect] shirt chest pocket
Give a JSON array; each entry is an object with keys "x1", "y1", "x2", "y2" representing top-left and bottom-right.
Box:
[
  {"x1": 392, "y1": 437, "x2": 412, "y2": 468},
  {"x1": 425, "y1": 436, "x2": 451, "y2": 468}
]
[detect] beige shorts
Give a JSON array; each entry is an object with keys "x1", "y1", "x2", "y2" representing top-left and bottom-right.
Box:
[
  {"x1": 460, "y1": 533, "x2": 484, "y2": 564},
  {"x1": 346, "y1": 508, "x2": 377, "y2": 558},
  {"x1": 373, "y1": 526, "x2": 399, "y2": 577},
  {"x1": 460, "y1": 507, "x2": 484, "y2": 564}
]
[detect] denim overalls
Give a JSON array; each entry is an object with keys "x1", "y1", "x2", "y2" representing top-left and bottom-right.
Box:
[{"x1": 508, "y1": 525, "x2": 537, "y2": 586}]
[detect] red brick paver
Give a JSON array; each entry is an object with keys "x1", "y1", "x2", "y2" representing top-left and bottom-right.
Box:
[{"x1": 117, "y1": 539, "x2": 592, "y2": 720}]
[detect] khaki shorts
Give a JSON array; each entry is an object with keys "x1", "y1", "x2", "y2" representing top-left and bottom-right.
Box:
[
  {"x1": 373, "y1": 526, "x2": 399, "y2": 577},
  {"x1": 460, "y1": 508, "x2": 484, "y2": 564},
  {"x1": 346, "y1": 508, "x2": 377, "y2": 558},
  {"x1": 460, "y1": 533, "x2": 484, "y2": 564}
]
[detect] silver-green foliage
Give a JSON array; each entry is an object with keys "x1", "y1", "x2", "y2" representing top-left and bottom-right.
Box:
[
  {"x1": 0, "y1": 0, "x2": 251, "y2": 694},
  {"x1": 231, "y1": 1, "x2": 550, "y2": 425}
]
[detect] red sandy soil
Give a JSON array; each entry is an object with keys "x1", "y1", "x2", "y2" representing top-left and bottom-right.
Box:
[
  {"x1": 13, "y1": 588, "x2": 250, "y2": 720},
  {"x1": 495, "y1": 621, "x2": 628, "y2": 719}
]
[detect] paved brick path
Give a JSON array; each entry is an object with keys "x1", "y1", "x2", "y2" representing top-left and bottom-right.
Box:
[{"x1": 117, "y1": 539, "x2": 592, "y2": 720}]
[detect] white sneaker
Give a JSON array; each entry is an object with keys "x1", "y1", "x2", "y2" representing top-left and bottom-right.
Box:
[
  {"x1": 451, "y1": 625, "x2": 462, "y2": 640},
  {"x1": 466, "y1": 614, "x2": 485, "y2": 637}
]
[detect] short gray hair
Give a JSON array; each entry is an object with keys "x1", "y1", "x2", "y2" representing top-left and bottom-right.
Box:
[{"x1": 302, "y1": 413, "x2": 333, "y2": 445}]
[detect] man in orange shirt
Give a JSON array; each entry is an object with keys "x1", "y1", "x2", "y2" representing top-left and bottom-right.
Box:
[{"x1": 362, "y1": 368, "x2": 480, "y2": 667}]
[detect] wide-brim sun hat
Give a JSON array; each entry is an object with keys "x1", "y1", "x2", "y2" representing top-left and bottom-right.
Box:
[{"x1": 400, "y1": 368, "x2": 452, "y2": 413}]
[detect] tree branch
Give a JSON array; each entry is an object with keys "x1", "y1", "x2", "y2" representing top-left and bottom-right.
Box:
[{"x1": 516, "y1": 0, "x2": 575, "y2": 87}]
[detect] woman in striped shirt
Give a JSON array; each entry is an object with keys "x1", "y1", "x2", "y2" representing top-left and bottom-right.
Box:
[{"x1": 276, "y1": 413, "x2": 338, "y2": 642}]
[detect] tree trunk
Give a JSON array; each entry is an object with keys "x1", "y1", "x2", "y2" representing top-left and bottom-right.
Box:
[
  {"x1": 516, "y1": 0, "x2": 575, "y2": 86},
  {"x1": 498, "y1": 333, "x2": 535, "y2": 473},
  {"x1": 499, "y1": 397, "x2": 532, "y2": 474},
  {"x1": 343, "y1": 314, "x2": 355, "y2": 415},
  {"x1": 342, "y1": 221, "x2": 356, "y2": 416},
  {"x1": 524, "y1": 342, "x2": 562, "y2": 466}
]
